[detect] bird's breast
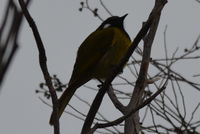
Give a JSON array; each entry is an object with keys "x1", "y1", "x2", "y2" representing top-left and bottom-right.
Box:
[{"x1": 94, "y1": 28, "x2": 131, "y2": 79}]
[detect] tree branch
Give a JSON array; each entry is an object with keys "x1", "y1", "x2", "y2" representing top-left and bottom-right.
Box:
[
  {"x1": 124, "y1": 0, "x2": 167, "y2": 133},
  {"x1": 0, "y1": 0, "x2": 31, "y2": 89},
  {"x1": 18, "y1": 0, "x2": 60, "y2": 134},
  {"x1": 107, "y1": 86, "x2": 126, "y2": 114},
  {"x1": 89, "y1": 79, "x2": 168, "y2": 133}
]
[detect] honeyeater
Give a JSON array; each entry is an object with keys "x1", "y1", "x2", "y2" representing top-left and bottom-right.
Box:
[{"x1": 49, "y1": 14, "x2": 131, "y2": 125}]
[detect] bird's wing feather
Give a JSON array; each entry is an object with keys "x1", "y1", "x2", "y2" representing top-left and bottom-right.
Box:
[{"x1": 69, "y1": 28, "x2": 116, "y2": 83}]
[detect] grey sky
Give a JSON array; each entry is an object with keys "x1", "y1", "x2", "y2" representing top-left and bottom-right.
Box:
[{"x1": 0, "y1": 0, "x2": 200, "y2": 134}]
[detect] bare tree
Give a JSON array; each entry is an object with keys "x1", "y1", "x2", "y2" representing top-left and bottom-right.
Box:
[{"x1": 15, "y1": 0, "x2": 200, "y2": 134}]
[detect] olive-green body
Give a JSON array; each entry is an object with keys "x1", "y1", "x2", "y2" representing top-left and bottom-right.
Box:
[{"x1": 70, "y1": 27, "x2": 131, "y2": 82}]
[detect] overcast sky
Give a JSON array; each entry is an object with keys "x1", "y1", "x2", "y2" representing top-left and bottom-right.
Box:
[{"x1": 0, "y1": 0, "x2": 200, "y2": 134}]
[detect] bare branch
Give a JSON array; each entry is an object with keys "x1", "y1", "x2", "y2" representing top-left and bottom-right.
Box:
[
  {"x1": 107, "y1": 86, "x2": 126, "y2": 114},
  {"x1": 125, "y1": 0, "x2": 168, "y2": 133},
  {"x1": 99, "y1": 0, "x2": 113, "y2": 16},
  {"x1": 89, "y1": 79, "x2": 167, "y2": 133},
  {"x1": 0, "y1": 0, "x2": 31, "y2": 89},
  {"x1": 18, "y1": 0, "x2": 59, "y2": 133}
]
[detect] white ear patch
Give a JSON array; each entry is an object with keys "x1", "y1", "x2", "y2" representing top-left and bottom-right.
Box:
[{"x1": 103, "y1": 23, "x2": 111, "y2": 29}]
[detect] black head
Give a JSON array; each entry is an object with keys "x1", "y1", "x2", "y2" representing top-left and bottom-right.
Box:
[{"x1": 98, "y1": 14, "x2": 128, "y2": 30}]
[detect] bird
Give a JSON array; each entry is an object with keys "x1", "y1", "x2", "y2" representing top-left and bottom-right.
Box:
[{"x1": 49, "y1": 14, "x2": 131, "y2": 125}]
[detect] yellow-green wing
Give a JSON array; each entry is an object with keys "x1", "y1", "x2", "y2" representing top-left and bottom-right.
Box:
[{"x1": 69, "y1": 27, "x2": 116, "y2": 83}]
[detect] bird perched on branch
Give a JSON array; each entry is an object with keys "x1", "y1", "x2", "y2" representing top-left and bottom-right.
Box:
[{"x1": 50, "y1": 14, "x2": 131, "y2": 125}]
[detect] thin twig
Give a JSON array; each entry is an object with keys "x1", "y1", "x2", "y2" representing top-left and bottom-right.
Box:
[
  {"x1": 107, "y1": 86, "x2": 126, "y2": 114},
  {"x1": 163, "y1": 25, "x2": 169, "y2": 66},
  {"x1": 99, "y1": 0, "x2": 113, "y2": 16}
]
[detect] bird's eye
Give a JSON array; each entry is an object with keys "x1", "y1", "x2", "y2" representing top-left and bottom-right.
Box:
[{"x1": 103, "y1": 23, "x2": 111, "y2": 29}]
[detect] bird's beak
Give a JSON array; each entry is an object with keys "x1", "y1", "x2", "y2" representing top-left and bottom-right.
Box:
[{"x1": 121, "y1": 13, "x2": 128, "y2": 21}]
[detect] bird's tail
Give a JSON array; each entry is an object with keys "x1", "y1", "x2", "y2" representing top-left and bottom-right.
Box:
[
  {"x1": 49, "y1": 77, "x2": 90, "y2": 125},
  {"x1": 49, "y1": 83, "x2": 77, "y2": 125}
]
